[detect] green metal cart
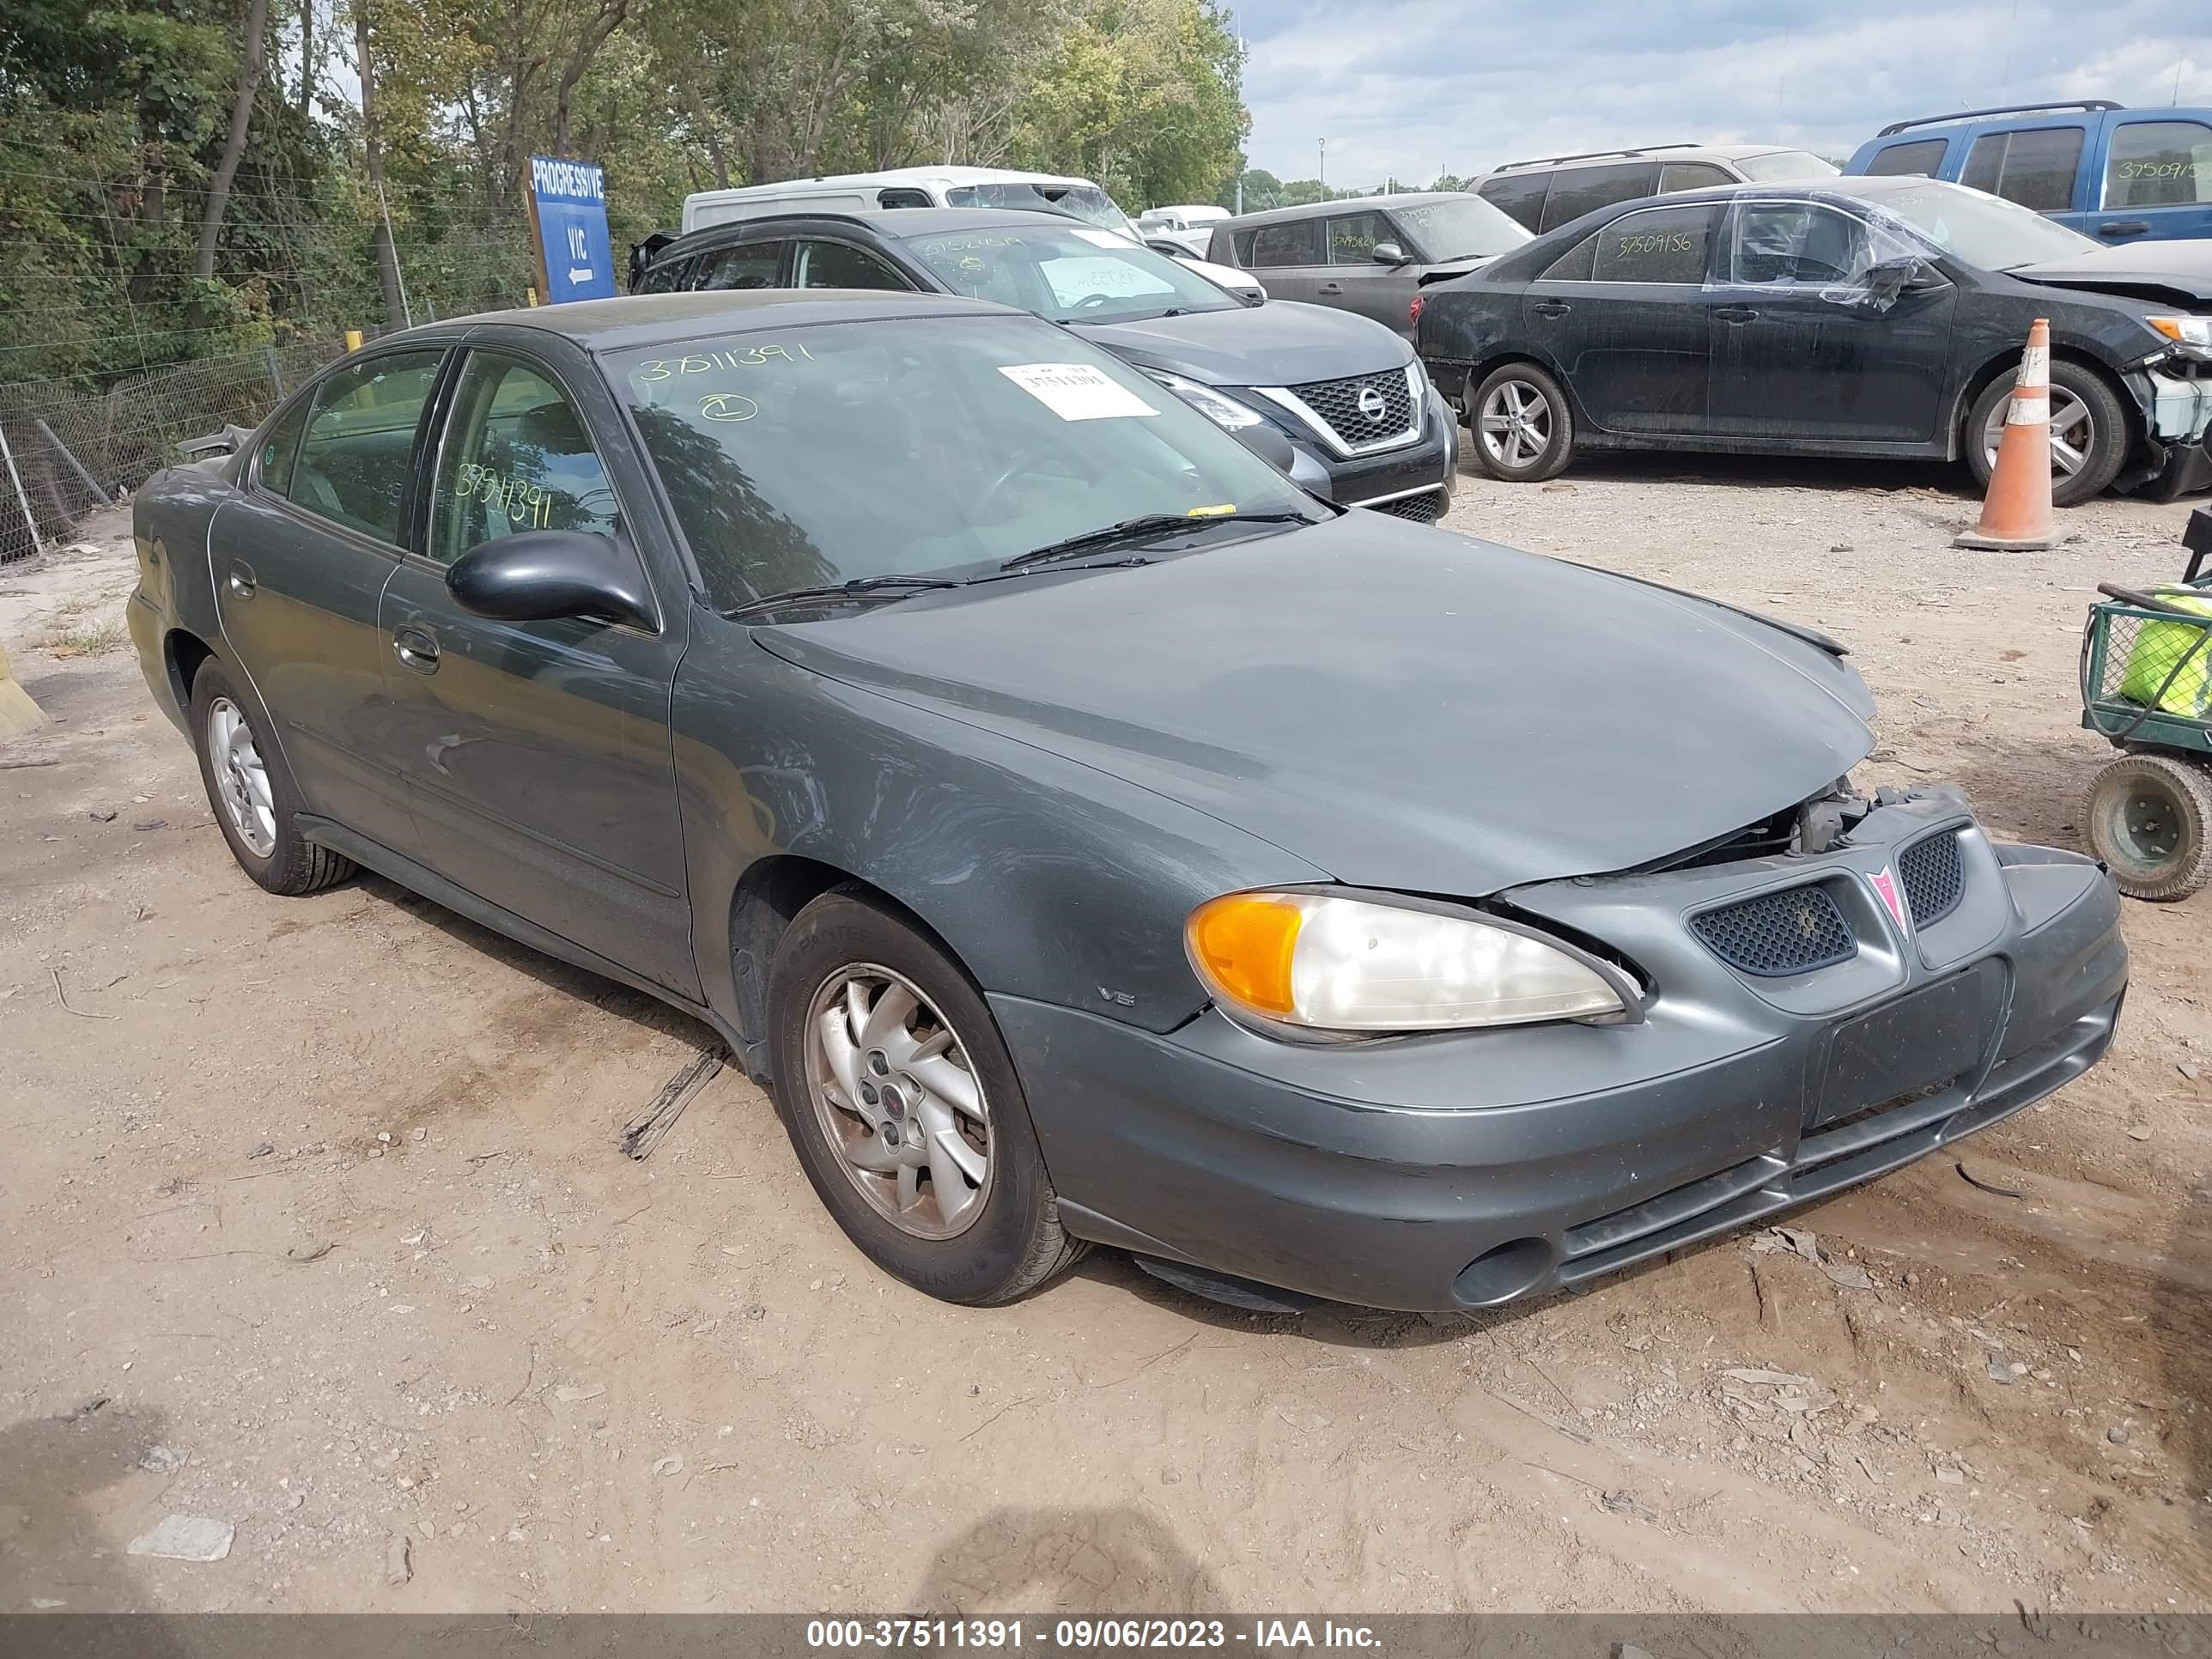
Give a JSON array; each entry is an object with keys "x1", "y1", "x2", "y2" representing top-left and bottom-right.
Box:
[{"x1": 2081, "y1": 505, "x2": 2212, "y2": 899}]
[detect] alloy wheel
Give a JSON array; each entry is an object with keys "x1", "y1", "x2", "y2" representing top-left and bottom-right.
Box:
[
  {"x1": 803, "y1": 964, "x2": 994, "y2": 1239},
  {"x1": 1478, "y1": 379, "x2": 1553, "y2": 470},
  {"x1": 1980, "y1": 384, "x2": 2092, "y2": 478},
  {"x1": 207, "y1": 696, "x2": 276, "y2": 858}
]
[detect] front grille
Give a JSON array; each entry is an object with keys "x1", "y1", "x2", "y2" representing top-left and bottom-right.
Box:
[
  {"x1": 1897, "y1": 831, "x2": 1963, "y2": 927},
  {"x1": 1367, "y1": 489, "x2": 1445, "y2": 524},
  {"x1": 1689, "y1": 885, "x2": 1856, "y2": 977},
  {"x1": 1285, "y1": 368, "x2": 1414, "y2": 449}
]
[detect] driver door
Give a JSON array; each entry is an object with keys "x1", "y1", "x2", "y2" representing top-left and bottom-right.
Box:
[
  {"x1": 1705, "y1": 200, "x2": 1957, "y2": 443},
  {"x1": 376, "y1": 343, "x2": 699, "y2": 996}
]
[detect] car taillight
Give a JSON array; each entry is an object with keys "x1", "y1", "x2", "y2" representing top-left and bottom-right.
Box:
[{"x1": 1409, "y1": 293, "x2": 1426, "y2": 327}]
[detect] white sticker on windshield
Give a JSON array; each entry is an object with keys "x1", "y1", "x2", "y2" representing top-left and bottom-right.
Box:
[
  {"x1": 1070, "y1": 228, "x2": 1135, "y2": 249},
  {"x1": 999, "y1": 363, "x2": 1160, "y2": 422}
]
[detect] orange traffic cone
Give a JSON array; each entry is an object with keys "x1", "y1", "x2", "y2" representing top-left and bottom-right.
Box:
[{"x1": 1955, "y1": 319, "x2": 2054, "y2": 551}]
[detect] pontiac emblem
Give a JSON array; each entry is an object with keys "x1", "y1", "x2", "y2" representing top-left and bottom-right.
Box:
[{"x1": 1870, "y1": 866, "x2": 1908, "y2": 931}]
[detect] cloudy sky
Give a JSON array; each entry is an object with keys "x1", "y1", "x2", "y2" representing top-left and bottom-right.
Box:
[{"x1": 1231, "y1": 0, "x2": 2212, "y2": 188}]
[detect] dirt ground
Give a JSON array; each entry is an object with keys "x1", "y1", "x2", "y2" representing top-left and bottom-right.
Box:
[{"x1": 2, "y1": 453, "x2": 2209, "y2": 1617}]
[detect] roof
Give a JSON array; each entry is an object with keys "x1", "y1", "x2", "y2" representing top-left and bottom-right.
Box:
[
  {"x1": 1210, "y1": 191, "x2": 1474, "y2": 230},
  {"x1": 686, "y1": 165, "x2": 1100, "y2": 201},
  {"x1": 1487, "y1": 141, "x2": 1813, "y2": 173},
  {"x1": 647, "y1": 206, "x2": 1097, "y2": 265},
  {"x1": 404, "y1": 289, "x2": 1011, "y2": 353}
]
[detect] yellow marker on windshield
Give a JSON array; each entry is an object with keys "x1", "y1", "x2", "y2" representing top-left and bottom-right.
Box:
[{"x1": 1188, "y1": 503, "x2": 1237, "y2": 517}]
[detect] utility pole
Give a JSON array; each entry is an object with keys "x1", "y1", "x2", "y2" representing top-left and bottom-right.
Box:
[
  {"x1": 356, "y1": 0, "x2": 407, "y2": 330},
  {"x1": 1318, "y1": 137, "x2": 1327, "y2": 189}
]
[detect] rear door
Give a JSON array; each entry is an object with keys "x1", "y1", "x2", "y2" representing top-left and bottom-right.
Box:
[
  {"x1": 1521, "y1": 201, "x2": 1721, "y2": 435},
  {"x1": 2088, "y1": 114, "x2": 2212, "y2": 243},
  {"x1": 1244, "y1": 216, "x2": 1327, "y2": 304},
  {"x1": 210, "y1": 347, "x2": 447, "y2": 855},
  {"x1": 1705, "y1": 200, "x2": 1957, "y2": 443},
  {"x1": 376, "y1": 341, "x2": 698, "y2": 994},
  {"x1": 1955, "y1": 122, "x2": 2091, "y2": 225}
]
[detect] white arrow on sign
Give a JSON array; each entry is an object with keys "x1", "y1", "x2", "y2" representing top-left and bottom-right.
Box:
[{"x1": 569, "y1": 267, "x2": 594, "y2": 283}]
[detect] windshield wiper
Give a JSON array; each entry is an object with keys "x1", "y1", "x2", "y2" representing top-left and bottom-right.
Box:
[
  {"x1": 723, "y1": 574, "x2": 964, "y2": 621},
  {"x1": 1000, "y1": 511, "x2": 1312, "y2": 572}
]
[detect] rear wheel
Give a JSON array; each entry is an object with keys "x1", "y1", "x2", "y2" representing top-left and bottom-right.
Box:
[
  {"x1": 1466, "y1": 362, "x2": 1574, "y2": 483},
  {"x1": 1967, "y1": 360, "x2": 2130, "y2": 508},
  {"x1": 765, "y1": 889, "x2": 1084, "y2": 1304},
  {"x1": 2085, "y1": 751, "x2": 2212, "y2": 901},
  {"x1": 188, "y1": 659, "x2": 354, "y2": 896}
]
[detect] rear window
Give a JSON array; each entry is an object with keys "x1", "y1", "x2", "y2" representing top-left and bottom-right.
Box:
[
  {"x1": 1540, "y1": 163, "x2": 1660, "y2": 234},
  {"x1": 1960, "y1": 126, "x2": 2084, "y2": 212},
  {"x1": 1733, "y1": 149, "x2": 1840, "y2": 183},
  {"x1": 2105, "y1": 119, "x2": 2212, "y2": 209},
  {"x1": 1863, "y1": 139, "x2": 1948, "y2": 177},
  {"x1": 1478, "y1": 171, "x2": 1550, "y2": 232}
]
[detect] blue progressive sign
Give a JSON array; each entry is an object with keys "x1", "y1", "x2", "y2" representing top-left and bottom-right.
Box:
[{"x1": 526, "y1": 155, "x2": 616, "y2": 303}]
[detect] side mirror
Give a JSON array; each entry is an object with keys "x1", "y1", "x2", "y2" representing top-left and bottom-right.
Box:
[
  {"x1": 447, "y1": 530, "x2": 654, "y2": 630},
  {"x1": 1370, "y1": 241, "x2": 1409, "y2": 266},
  {"x1": 1232, "y1": 422, "x2": 1299, "y2": 474},
  {"x1": 1856, "y1": 256, "x2": 1942, "y2": 305}
]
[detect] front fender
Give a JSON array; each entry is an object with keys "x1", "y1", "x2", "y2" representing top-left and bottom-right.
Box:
[{"x1": 671, "y1": 614, "x2": 1328, "y2": 1043}]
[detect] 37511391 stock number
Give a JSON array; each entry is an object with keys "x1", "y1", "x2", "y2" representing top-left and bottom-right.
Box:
[{"x1": 806, "y1": 1620, "x2": 1231, "y2": 1650}]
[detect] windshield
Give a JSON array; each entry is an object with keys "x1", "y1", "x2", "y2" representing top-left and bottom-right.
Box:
[
  {"x1": 614, "y1": 315, "x2": 1312, "y2": 610},
  {"x1": 1735, "y1": 149, "x2": 1841, "y2": 182},
  {"x1": 944, "y1": 181, "x2": 1134, "y2": 233},
  {"x1": 1393, "y1": 196, "x2": 1531, "y2": 260},
  {"x1": 903, "y1": 222, "x2": 1242, "y2": 323},
  {"x1": 1842, "y1": 179, "x2": 2100, "y2": 269}
]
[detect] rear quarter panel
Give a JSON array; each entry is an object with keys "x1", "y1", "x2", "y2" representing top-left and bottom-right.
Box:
[
  {"x1": 1414, "y1": 273, "x2": 1531, "y2": 404},
  {"x1": 130, "y1": 460, "x2": 238, "y2": 727}
]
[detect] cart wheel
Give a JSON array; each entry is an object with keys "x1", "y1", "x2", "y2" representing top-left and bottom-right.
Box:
[{"x1": 2086, "y1": 752, "x2": 2212, "y2": 901}]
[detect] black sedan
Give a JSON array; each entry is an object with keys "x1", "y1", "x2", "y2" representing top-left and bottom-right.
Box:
[
  {"x1": 1417, "y1": 175, "x2": 2212, "y2": 505},
  {"x1": 638, "y1": 207, "x2": 1457, "y2": 520},
  {"x1": 128, "y1": 292, "x2": 2124, "y2": 1313}
]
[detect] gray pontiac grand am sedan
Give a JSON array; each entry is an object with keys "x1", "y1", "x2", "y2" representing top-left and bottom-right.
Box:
[{"x1": 128, "y1": 289, "x2": 2127, "y2": 1313}]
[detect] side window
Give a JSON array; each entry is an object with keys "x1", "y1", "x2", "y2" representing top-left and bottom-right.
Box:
[
  {"x1": 876, "y1": 188, "x2": 933, "y2": 209},
  {"x1": 792, "y1": 240, "x2": 912, "y2": 290},
  {"x1": 639, "y1": 257, "x2": 692, "y2": 295},
  {"x1": 1249, "y1": 218, "x2": 1323, "y2": 267},
  {"x1": 1538, "y1": 233, "x2": 1597, "y2": 283},
  {"x1": 1659, "y1": 162, "x2": 1736, "y2": 192},
  {"x1": 255, "y1": 393, "x2": 312, "y2": 495},
  {"x1": 1863, "y1": 139, "x2": 1948, "y2": 177},
  {"x1": 1589, "y1": 204, "x2": 1717, "y2": 283},
  {"x1": 1960, "y1": 127, "x2": 2083, "y2": 211},
  {"x1": 1230, "y1": 229, "x2": 1258, "y2": 264},
  {"x1": 1540, "y1": 163, "x2": 1660, "y2": 233},
  {"x1": 1479, "y1": 171, "x2": 1551, "y2": 232},
  {"x1": 1728, "y1": 203, "x2": 1875, "y2": 285},
  {"x1": 1325, "y1": 211, "x2": 1389, "y2": 264},
  {"x1": 2106, "y1": 120, "x2": 2212, "y2": 208},
  {"x1": 691, "y1": 242, "x2": 783, "y2": 290},
  {"x1": 428, "y1": 355, "x2": 619, "y2": 568},
  {"x1": 287, "y1": 350, "x2": 443, "y2": 544}
]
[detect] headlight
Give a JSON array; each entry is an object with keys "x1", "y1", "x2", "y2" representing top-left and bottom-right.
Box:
[
  {"x1": 1143, "y1": 370, "x2": 1266, "y2": 430},
  {"x1": 1185, "y1": 890, "x2": 1627, "y2": 1035},
  {"x1": 2148, "y1": 315, "x2": 2212, "y2": 352}
]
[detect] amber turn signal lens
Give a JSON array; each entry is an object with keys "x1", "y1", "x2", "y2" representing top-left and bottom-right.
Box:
[{"x1": 1186, "y1": 893, "x2": 1303, "y2": 1018}]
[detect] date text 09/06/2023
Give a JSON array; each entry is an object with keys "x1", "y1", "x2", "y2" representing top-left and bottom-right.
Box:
[{"x1": 805, "y1": 1620, "x2": 1382, "y2": 1651}]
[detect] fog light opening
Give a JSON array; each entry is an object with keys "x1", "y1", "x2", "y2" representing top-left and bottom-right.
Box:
[{"x1": 1452, "y1": 1237, "x2": 1557, "y2": 1307}]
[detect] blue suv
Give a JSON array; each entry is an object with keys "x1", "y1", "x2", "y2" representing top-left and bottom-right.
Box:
[{"x1": 1844, "y1": 101, "x2": 2212, "y2": 244}]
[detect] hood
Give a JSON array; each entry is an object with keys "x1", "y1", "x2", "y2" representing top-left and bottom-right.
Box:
[
  {"x1": 2008, "y1": 239, "x2": 2212, "y2": 308},
  {"x1": 1072, "y1": 300, "x2": 1411, "y2": 386},
  {"x1": 753, "y1": 517, "x2": 1876, "y2": 896}
]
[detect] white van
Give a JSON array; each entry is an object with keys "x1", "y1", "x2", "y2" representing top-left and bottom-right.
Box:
[
  {"x1": 677, "y1": 167, "x2": 1264, "y2": 301},
  {"x1": 1134, "y1": 204, "x2": 1231, "y2": 256}
]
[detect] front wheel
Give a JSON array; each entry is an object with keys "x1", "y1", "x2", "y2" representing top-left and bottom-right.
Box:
[
  {"x1": 1967, "y1": 361, "x2": 2130, "y2": 507},
  {"x1": 765, "y1": 889, "x2": 1085, "y2": 1304},
  {"x1": 1465, "y1": 362, "x2": 1575, "y2": 483},
  {"x1": 2085, "y1": 751, "x2": 2212, "y2": 901}
]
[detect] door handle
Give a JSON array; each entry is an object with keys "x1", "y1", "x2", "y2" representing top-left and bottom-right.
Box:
[
  {"x1": 1316, "y1": 282, "x2": 1343, "y2": 295},
  {"x1": 1713, "y1": 305, "x2": 1761, "y2": 323},
  {"x1": 227, "y1": 561, "x2": 257, "y2": 599},
  {"x1": 1530, "y1": 301, "x2": 1571, "y2": 319},
  {"x1": 2098, "y1": 221, "x2": 2151, "y2": 237},
  {"x1": 392, "y1": 627, "x2": 441, "y2": 673}
]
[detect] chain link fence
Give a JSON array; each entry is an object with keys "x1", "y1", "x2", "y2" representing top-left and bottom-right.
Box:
[{"x1": 0, "y1": 337, "x2": 357, "y2": 563}]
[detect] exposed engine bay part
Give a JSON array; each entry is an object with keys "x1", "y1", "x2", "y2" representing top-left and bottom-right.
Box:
[{"x1": 1650, "y1": 781, "x2": 1966, "y2": 871}]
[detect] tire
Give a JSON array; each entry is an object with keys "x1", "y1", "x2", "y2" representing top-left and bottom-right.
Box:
[
  {"x1": 765, "y1": 887, "x2": 1085, "y2": 1304},
  {"x1": 187, "y1": 659, "x2": 355, "y2": 896},
  {"x1": 1966, "y1": 359, "x2": 2130, "y2": 508},
  {"x1": 1465, "y1": 362, "x2": 1575, "y2": 483},
  {"x1": 2085, "y1": 752, "x2": 2212, "y2": 901}
]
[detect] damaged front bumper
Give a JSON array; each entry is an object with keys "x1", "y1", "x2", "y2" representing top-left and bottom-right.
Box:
[
  {"x1": 2125, "y1": 364, "x2": 2212, "y2": 499},
  {"x1": 1000, "y1": 792, "x2": 2126, "y2": 1312}
]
